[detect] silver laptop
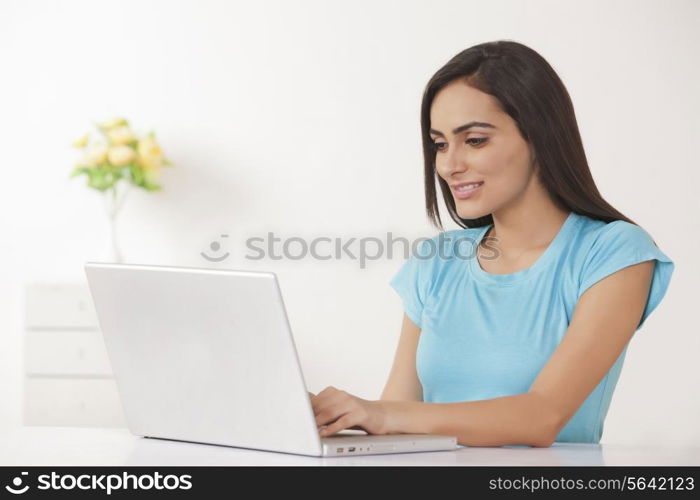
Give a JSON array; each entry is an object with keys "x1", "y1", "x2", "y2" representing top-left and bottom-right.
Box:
[{"x1": 84, "y1": 262, "x2": 458, "y2": 457}]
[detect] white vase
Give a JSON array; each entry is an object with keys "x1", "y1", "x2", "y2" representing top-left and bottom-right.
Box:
[{"x1": 103, "y1": 182, "x2": 131, "y2": 263}]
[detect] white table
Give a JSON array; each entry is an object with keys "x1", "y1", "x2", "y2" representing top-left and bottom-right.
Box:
[{"x1": 2, "y1": 426, "x2": 699, "y2": 466}]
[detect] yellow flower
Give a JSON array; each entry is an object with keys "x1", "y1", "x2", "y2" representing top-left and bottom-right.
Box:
[
  {"x1": 136, "y1": 136, "x2": 163, "y2": 171},
  {"x1": 107, "y1": 125, "x2": 134, "y2": 145},
  {"x1": 99, "y1": 116, "x2": 128, "y2": 130},
  {"x1": 72, "y1": 134, "x2": 89, "y2": 148},
  {"x1": 82, "y1": 144, "x2": 109, "y2": 167},
  {"x1": 108, "y1": 145, "x2": 136, "y2": 166}
]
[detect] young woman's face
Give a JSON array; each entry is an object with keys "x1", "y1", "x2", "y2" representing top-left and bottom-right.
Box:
[{"x1": 430, "y1": 79, "x2": 538, "y2": 220}]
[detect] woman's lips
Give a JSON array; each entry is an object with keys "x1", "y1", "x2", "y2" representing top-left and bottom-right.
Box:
[{"x1": 452, "y1": 182, "x2": 483, "y2": 200}]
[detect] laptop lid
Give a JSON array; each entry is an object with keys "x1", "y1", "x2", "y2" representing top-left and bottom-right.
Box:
[{"x1": 84, "y1": 262, "x2": 323, "y2": 457}]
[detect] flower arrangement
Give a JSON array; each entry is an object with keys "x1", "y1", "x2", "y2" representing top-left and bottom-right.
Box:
[
  {"x1": 69, "y1": 117, "x2": 172, "y2": 262},
  {"x1": 70, "y1": 116, "x2": 171, "y2": 191}
]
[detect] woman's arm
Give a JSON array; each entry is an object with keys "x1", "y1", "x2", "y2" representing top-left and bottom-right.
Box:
[
  {"x1": 380, "y1": 393, "x2": 557, "y2": 447},
  {"x1": 379, "y1": 260, "x2": 655, "y2": 447},
  {"x1": 380, "y1": 313, "x2": 423, "y2": 402}
]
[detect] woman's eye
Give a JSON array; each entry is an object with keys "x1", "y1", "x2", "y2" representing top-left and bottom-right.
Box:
[
  {"x1": 466, "y1": 138, "x2": 488, "y2": 146},
  {"x1": 432, "y1": 138, "x2": 487, "y2": 152}
]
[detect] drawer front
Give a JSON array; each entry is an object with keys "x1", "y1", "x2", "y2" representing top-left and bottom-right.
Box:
[
  {"x1": 25, "y1": 282, "x2": 99, "y2": 329},
  {"x1": 24, "y1": 330, "x2": 113, "y2": 376},
  {"x1": 24, "y1": 377, "x2": 127, "y2": 427}
]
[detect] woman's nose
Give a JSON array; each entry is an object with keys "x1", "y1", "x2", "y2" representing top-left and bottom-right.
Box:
[{"x1": 443, "y1": 146, "x2": 468, "y2": 176}]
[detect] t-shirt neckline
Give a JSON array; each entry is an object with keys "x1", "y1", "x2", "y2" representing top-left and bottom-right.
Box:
[{"x1": 469, "y1": 211, "x2": 579, "y2": 285}]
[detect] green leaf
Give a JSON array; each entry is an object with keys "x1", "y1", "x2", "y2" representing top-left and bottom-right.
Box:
[
  {"x1": 86, "y1": 166, "x2": 118, "y2": 191},
  {"x1": 120, "y1": 165, "x2": 132, "y2": 182},
  {"x1": 130, "y1": 164, "x2": 145, "y2": 185},
  {"x1": 88, "y1": 175, "x2": 108, "y2": 191},
  {"x1": 69, "y1": 167, "x2": 90, "y2": 178},
  {"x1": 142, "y1": 181, "x2": 162, "y2": 191}
]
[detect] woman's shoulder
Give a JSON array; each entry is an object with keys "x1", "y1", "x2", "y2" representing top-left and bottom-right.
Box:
[{"x1": 572, "y1": 213, "x2": 657, "y2": 252}]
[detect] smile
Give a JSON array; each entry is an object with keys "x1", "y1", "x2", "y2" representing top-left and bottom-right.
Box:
[{"x1": 451, "y1": 181, "x2": 483, "y2": 200}]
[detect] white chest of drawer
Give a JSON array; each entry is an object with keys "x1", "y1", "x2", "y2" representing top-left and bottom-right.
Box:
[{"x1": 23, "y1": 282, "x2": 127, "y2": 428}]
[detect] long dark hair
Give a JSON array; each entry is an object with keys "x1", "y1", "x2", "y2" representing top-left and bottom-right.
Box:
[{"x1": 421, "y1": 40, "x2": 637, "y2": 230}]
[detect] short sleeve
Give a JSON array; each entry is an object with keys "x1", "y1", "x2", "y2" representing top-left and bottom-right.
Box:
[
  {"x1": 578, "y1": 221, "x2": 675, "y2": 331},
  {"x1": 389, "y1": 239, "x2": 434, "y2": 328}
]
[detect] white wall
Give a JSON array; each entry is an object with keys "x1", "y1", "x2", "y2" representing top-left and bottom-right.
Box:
[{"x1": 0, "y1": 0, "x2": 697, "y2": 446}]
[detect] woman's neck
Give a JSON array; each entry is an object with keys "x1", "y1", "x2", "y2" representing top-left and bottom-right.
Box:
[{"x1": 483, "y1": 207, "x2": 571, "y2": 258}]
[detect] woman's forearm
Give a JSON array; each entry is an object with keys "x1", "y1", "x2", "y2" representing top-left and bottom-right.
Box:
[{"x1": 379, "y1": 392, "x2": 560, "y2": 447}]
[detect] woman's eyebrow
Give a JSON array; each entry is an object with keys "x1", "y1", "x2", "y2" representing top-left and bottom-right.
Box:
[{"x1": 429, "y1": 121, "x2": 496, "y2": 137}]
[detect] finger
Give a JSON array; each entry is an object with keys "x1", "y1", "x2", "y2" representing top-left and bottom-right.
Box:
[
  {"x1": 318, "y1": 385, "x2": 337, "y2": 396},
  {"x1": 347, "y1": 425, "x2": 367, "y2": 432},
  {"x1": 312, "y1": 389, "x2": 351, "y2": 424},
  {"x1": 316, "y1": 389, "x2": 346, "y2": 407},
  {"x1": 308, "y1": 392, "x2": 318, "y2": 414},
  {"x1": 319, "y1": 415, "x2": 354, "y2": 437},
  {"x1": 312, "y1": 390, "x2": 347, "y2": 415},
  {"x1": 315, "y1": 401, "x2": 353, "y2": 428}
]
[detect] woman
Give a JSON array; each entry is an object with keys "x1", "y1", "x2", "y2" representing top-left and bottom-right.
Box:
[{"x1": 309, "y1": 40, "x2": 674, "y2": 447}]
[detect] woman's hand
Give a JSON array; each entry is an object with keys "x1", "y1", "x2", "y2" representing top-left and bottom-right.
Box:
[{"x1": 308, "y1": 386, "x2": 389, "y2": 437}]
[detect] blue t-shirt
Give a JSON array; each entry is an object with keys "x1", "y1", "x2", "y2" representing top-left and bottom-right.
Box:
[{"x1": 389, "y1": 211, "x2": 674, "y2": 444}]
